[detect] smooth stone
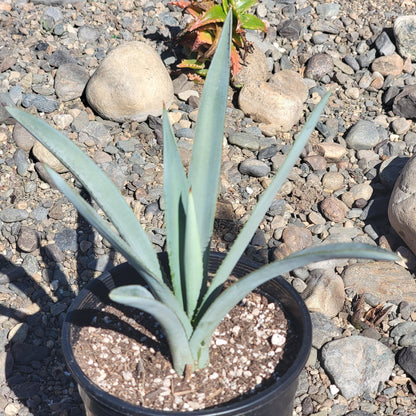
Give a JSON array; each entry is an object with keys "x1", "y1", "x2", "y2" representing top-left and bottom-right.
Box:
[
  {"x1": 343, "y1": 261, "x2": 416, "y2": 304},
  {"x1": 391, "y1": 117, "x2": 411, "y2": 135},
  {"x1": 392, "y1": 85, "x2": 416, "y2": 119},
  {"x1": 345, "y1": 120, "x2": 380, "y2": 150},
  {"x1": 239, "y1": 70, "x2": 308, "y2": 134},
  {"x1": 0, "y1": 208, "x2": 28, "y2": 223},
  {"x1": 322, "y1": 336, "x2": 395, "y2": 399},
  {"x1": 48, "y1": 48, "x2": 77, "y2": 67},
  {"x1": 13, "y1": 148, "x2": 29, "y2": 176},
  {"x1": 304, "y1": 53, "x2": 334, "y2": 80},
  {"x1": 274, "y1": 225, "x2": 313, "y2": 259},
  {"x1": 374, "y1": 31, "x2": 396, "y2": 56},
  {"x1": 371, "y1": 54, "x2": 403, "y2": 77},
  {"x1": 32, "y1": 141, "x2": 67, "y2": 173},
  {"x1": 303, "y1": 155, "x2": 327, "y2": 171},
  {"x1": 320, "y1": 196, "x2": 348, "y2": 222},
  {"x1": 394, "y1": 15, "x2": 416, "y2": 61},
  {"x1": 350, "y1": 182, "x2": 373, "y2": 201},
  {"x1": 397, "y1": 346, "x2": 416, "y2": 380},
  {"x1": 228, "y1": 132, "x2": 259, "y2": 151},
  {"x1": 304, "y1": 270, "x2": 345, "y2": 318},
  {"x1": 391, "y1": 322, "x2": 416, "y2": 346},
  {"x1": 239, "y1": 159, "x2": 270, "y2": 177},
  {"x1": 315, "y1": 3, "x2": 340, "y2": 18},
  {"x1": 13, "y1": 123, "x2": 36, "y2": 151},
  {"x1": 388, "y1": 155, "x2": 416, "y2": 256},
  {"x1": 232, "y1": 45, "x2": 269, "y2": 87},
  {"x1": 17, "y1": 227, "x2": 39, "y2": 253},
  {"x1": 314, "y1": 142, "x2": 347, "y2": 162},
  {"x1": 322, "y1": 171, "x2": 344, "y2": 191},
  {"x1": 310, "y1": 312, "x2": 342, "y2": 349},
  {"x1": 22, "y1": 94, "x2": 59, "y2": 113},
  {"x1": 55, "y1": 63, "x2": 89, "y2": 101},
  {"x1": 86, "y1": 42, "x2": 174, "y2": 122}
]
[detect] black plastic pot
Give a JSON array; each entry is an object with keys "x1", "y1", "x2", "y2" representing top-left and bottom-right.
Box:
[{"x1": 62, "y1": 253, "x2": 312, "y2": 416}]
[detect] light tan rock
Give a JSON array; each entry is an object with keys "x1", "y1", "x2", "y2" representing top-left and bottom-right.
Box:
[
  {"x1": 86, "y1": 42, "x2": 174, "y2": 122},
  {"x1": 371, "y1": 54, "x2": 404, "y2": 77},
  {"x1": 343, "y1": 261, "x2": 416, "y2": 304},
  {"x1": 238, "y1": 70, "x2": 308, "y2": 135},
  {"x1": 314, "y1": 142, "x2": 347, "y2": 162},
  {"x1": 232, "y1": 45, "x2": 269, "y2": 87},
  {"x1": 32, "y1": 142, "x2": 67, "y2": 173},
  {"x1": 304, "y1": 270, "x2": 345, "y2": 318},
  {"x1": 388, "y1": 155, "x2": 416, "y2": 256}
]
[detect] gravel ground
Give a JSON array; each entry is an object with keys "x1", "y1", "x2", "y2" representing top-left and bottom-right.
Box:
[{"x1": 1, "y1": 0, "x2": 416, "y2": 415}]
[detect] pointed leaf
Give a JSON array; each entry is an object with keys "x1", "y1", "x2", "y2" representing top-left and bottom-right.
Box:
[
  {"x1": 234, "y1": 0, "x2": 257, "y2": 13},
  {"x1": 183, "y1": 190, "x2": 204, "y2": 319},
  {"x1": 188, "y1": 11, "x2": 232, "y2": 262},
  {"x1": 110, "y1": 285, "x2": 195, "y2": 374},
  {"x1": 163, "y1": 108, "x2": 189, "y2": 307},
  {"x1": 189, "y1": 4, "x2": 227, "y2": 31},
  {"x1": 199, "y1": 91, "x2": 331, "y2": 312},
  {"x1": 178, "y1": 59, "x2": 206, "y2": 70},
  {"x1": 191, "y1": 243, "x2": 398, "y2": 367},
  {"x1": 44, "y1": 165, "x2": 193, "y2": 337},
  {"x1": 5, "y1": 107, "x2": 162, "y2": 281},
  {"x1": 240, "y1": 13, "x2": 266, "y2": 31}
]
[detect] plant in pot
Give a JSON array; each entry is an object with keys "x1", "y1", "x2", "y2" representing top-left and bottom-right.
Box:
[{"x1": 7, "y1": 12, "x2": 397, "y2": 416}]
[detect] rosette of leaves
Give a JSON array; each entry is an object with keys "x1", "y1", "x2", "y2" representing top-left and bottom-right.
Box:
[
  {"x1": 6, "y1": 12, "x2": 397, "y2": 377},
  {"x1": 172, "y1": 0, "x2": 266, "y2": 77}
]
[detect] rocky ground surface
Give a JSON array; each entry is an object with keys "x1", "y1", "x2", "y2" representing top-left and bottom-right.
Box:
[{"x1": 1, "y1": 0, "x2": 416, "y2": 415}]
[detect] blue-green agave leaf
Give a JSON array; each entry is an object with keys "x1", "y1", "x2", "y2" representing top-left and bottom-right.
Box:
[
  {"x1": 163, "y1": 107, "x2": 189, "y2": 308},
  {"x1": 5, "y1": 107, "x2": 162, "y2": 281},
  {"x1": 109, "y1": 285, "x2": 195, "y2": 374},
  {"x1": 191, "y1": 243, "x2": 398, "y2": 367},
  {"x1": 183, "y1": 189, "x2": 204, "y2": 319},
  {"x1": 199, "y1": 91, "x2": 331, "y2": 314},
  {"x1": 44, "y1": 165, "x2": 193, "y2": 337},
  {"x1": 188, "y1": 11, "x2": 232, "y2": 265}
]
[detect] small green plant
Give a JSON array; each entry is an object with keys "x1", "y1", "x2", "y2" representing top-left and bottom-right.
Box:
[
  {"x1": 7, "y1": 12, "x2": 397, "y2": 376},
  {"x1": 172, "y1": 0, "x2": 266, "y2": 77}
]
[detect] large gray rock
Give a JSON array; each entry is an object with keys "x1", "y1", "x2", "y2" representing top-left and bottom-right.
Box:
[
  {"x1": 238, "y1": 70, "x2": 308, "y2": 135},
  {"x1": 389, "y1": 155, "x2": 416, "y2": 257},
  {"x1": 86, "y1": 42, "x2": 174, "y2": 122},
  {"x1": 321, "y1": 335, "x2": 395, "y2": 399},
  {"x1": 345, "y1": 120, "x2": 380, "y2": 150},
  {"x1": 55, "y1": 63, "x2": 89, "y2": 101},
  {"x1": 343, "y1": 261, "x2": 416, "y2": 304},
  {"x1": 394, "y1": 15, "x2": 416, "y2": 61}
]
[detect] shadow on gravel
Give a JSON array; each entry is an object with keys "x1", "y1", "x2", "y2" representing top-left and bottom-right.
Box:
[{"x1": 0, "y1": 215, "x2": 102, "y2": 415}]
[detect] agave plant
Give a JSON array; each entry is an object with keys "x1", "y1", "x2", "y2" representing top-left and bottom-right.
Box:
[
  {"x1": 172, "y1": 0, "x2": 266, "y2": 77},
  {"x1": 7, "y1": 12, "x2": 397, "y2": 376}
]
